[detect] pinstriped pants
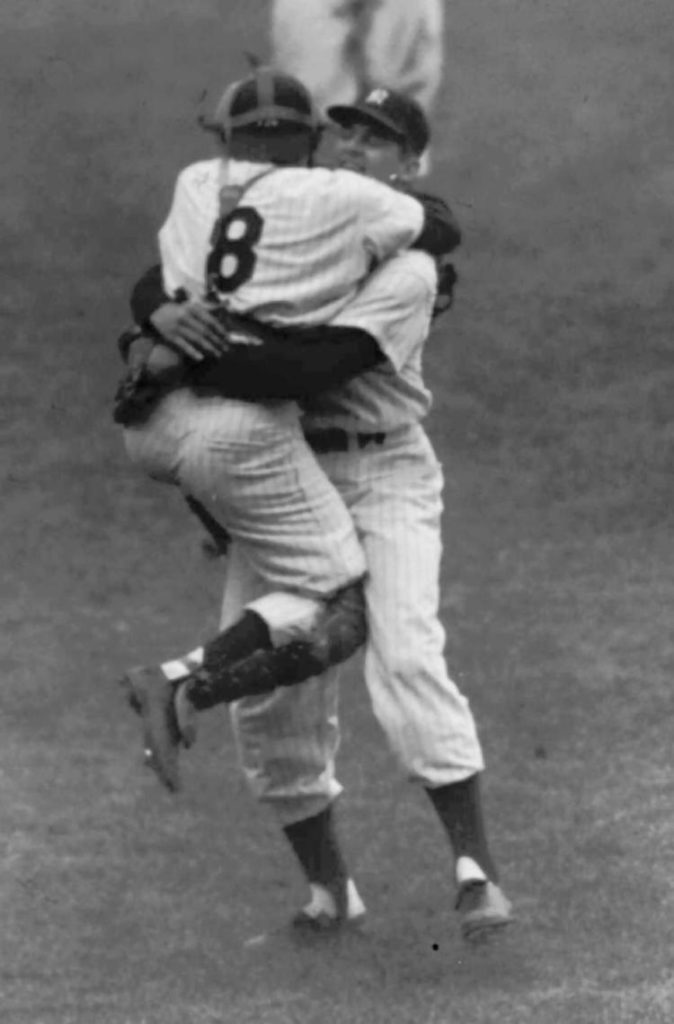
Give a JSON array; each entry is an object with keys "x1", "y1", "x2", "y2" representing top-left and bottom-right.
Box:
[
  {"x1": 227, "y1": 422, "x2": 485, "y2": 825},
  {"x1": 122, "y1": 389, "x2": 365, "y2": 597}
]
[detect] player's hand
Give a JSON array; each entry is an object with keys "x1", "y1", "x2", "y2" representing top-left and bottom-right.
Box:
[
  {"x1": 123, "y1": 335, "x2": 185, "y2": 383},
  {"x1": 149, "y1": 301, "x2": 230, "y2": 362},
  {"x1": 126, "y1": 332, "x2": 155, "y2": 372}
]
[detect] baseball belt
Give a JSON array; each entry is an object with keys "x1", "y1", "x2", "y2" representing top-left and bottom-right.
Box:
[{"x1": 304, "y1": 428, "x2": 387, "y2": 453}]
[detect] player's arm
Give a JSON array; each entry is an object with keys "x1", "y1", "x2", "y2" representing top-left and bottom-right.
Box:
[
  {"x1": 130, "y1": 262, "x2": 172, "y2": 326},
  {"x1": 353, "y1": 173, "x2": 460, "y2": 260},
  {"x1": 126, "y1": 263, "x2": 228, "y2": 361},
  {"x1": 411, "y1": 191, "x2": 462, "y2": 258},
  {"x1": 174, "y1": 252, "x2": 438, "y2": 401},
  {"x1": 190, "y1": 321, "x2": 385, "y2": 400},
  {"x1": 158, "y1": 164, "x2": 214, "y2": 300},
  {"x1": 125, "y1": 263, "x2": 384, "y2": 399}
]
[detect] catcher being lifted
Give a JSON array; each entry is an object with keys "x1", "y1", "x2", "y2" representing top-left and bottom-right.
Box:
[{"x1": 115, "y1": 67, "x2": 461, "y2": 794}]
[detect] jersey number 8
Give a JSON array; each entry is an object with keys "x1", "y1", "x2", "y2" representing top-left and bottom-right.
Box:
[{"x1": 206, "y1": 206, "x2": 264, "y2": 299}]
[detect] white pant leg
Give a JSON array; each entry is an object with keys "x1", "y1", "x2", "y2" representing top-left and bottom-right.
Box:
[
  {"x1": 125, "y1": 390, "x2": 365, "y2": 598},
  {"x1": 365, "y1": 0, "x2": 444, "y2": 112},
  {"x1": 225, "y1": 543, "x2": 344, "y2": 826},
  {"x1": 320, "y1": 425, "x2": 484, "y2": 785},
  {"x1": 270, "y1": 0, "x2": 362, "y2": 110},
  {"x1": 228, "y1": 422, "x2": 483, "y2": 824}
]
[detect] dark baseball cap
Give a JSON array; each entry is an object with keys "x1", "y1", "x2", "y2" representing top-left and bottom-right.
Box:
[
  {"x1": 206, "y1": 67, "x2": 319, "y2": 137},
  {"x1": 327, "y1": 87, "x2": 430, "y2": 155}
]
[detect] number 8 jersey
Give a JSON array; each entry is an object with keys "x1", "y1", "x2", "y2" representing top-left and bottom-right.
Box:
[{"x1": 158, "y1": 158, "x2": 424, "y2": 328}]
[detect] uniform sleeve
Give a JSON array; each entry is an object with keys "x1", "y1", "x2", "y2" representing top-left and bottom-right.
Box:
[
  {"x1": 190, "y1": 326, "x2": 382, "y2": 401},
  {"x1": 129, "y1": 263, "x2": 170, "y2": 324},
  {"x1": 411, "y1": 191, "x2": 462, "y2": 256},
  {"x1": 158, "y1": 168, "x2": 209, "y2": 299},
  {"x1": 329, "y1": 250, "x2": 437, "y2": 371},
  {"x1": 350, "y1": 173, "x2": 425, "y2": 263}
]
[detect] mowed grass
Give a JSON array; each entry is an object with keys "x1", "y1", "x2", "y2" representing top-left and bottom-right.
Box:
[
  {"x1": 4, "y1": 524, "x2": 674, "y2": 1024},
  {"x1": 1, "y1": 2, "x2": 673, "y2": 1022}
]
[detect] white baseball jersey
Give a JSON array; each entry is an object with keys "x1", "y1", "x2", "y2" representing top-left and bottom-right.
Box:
[
  {"x1": 302, "y1": 248, "x2": 438, "y2": 431},
  {"x1": 128, "y1": 158, "x2": 423, "y2": 611},
  {"x1": 158, "y1": 158, "x2": 423, "y2": 326}
]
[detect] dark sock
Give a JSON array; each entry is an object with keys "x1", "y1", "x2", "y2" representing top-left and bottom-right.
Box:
[
  {"x1": 426, "y1": 774, "x2": 499, "y2": 883},
  {"x1": 283, "y1": 804, "x2": 348, "y2": 888}
]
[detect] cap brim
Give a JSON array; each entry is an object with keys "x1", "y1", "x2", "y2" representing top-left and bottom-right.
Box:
[{"x1": 327, "y1": 104, "x2": 406, "y2": 145}]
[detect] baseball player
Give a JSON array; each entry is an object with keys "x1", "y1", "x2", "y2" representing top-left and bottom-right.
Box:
[
  {"x1": 270, "y1": 0, "x2": 444, "y2": 114},
  {"x1": 119, "y1": 69, "x2": 460, "y2": 792},
  {"x1": 127, "y1": 89, "x2": 513, "y2": 942}
]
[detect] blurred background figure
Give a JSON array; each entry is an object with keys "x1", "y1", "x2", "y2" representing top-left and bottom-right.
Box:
[{"x1": 270, "y1": 0, "x2": 444, "y2": 155}]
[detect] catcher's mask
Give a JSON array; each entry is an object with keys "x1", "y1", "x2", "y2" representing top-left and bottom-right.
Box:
[{"x1": 199, "y1": 67, "x2": 323, "y2": 160}]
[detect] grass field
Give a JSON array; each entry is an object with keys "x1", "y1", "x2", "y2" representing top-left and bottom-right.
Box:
[{"x1": 1, "y1": 2, "x2": 673, "y2": 1022}]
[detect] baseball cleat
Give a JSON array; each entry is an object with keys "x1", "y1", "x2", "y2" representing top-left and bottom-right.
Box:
[
  {"x1": 456, "y1": 880, "x2": 514, "y2": 942},
  {"x1": 120, "y1": 665, "x2": 185, "y2": 793}
]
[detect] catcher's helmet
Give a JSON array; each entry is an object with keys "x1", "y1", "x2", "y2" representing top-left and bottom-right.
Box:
[
  {"x1": 206, "y1": 67, "x2": 320, "y2": 140},
  {"x1": 328, "y1": 87, "x2": 430, "y2": 156}
]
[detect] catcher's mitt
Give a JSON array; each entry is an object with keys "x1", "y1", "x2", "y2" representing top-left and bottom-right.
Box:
[
  {"x1": 112, "y1": 362, "x2": 165, "y2": 427},
  {"x1": 112, "y1": 327, "x2": 173, "y2": 426}
]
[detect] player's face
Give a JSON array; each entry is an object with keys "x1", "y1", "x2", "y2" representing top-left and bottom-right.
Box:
[{"x1": 332, "y1": 123, "x2": 418, "y2": 183}]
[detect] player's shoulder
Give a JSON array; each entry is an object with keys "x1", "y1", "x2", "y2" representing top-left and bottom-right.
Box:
[
  {"x1": 329, "y1": 167, "x2": 396, "y2": 196},
  {"x1": 173, "y1": 158, "x2": 220, "y2": 196},
  {"x1": 260, "y1": 165, "x2": 321, "y2": 185},
  {"x1": 280, "y1": 166, "x2": 394, "y2": 197},
  {"x1": 242, "y1": 165, "x2": 331, "y2": 201},
  {"x1": 263, "y1": 165, "x2": 349, "y2": 189},
  {"x1": 329, "y1": 171, "x2": 424, "y2": 223}
]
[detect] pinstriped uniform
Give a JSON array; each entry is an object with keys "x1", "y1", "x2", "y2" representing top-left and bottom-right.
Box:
[
  {"x1": 124, "y1": 392, "x2": 363, "y2": 596},
  {"x1": 227, "y1": 251, "x2": 485, "y2": 825},
  {"x1": 124, "y1": 158, "x2": 423, "y2": 601},
  {"x1": 159, "y1": 159, "x2": 423, "y2": 324}
]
